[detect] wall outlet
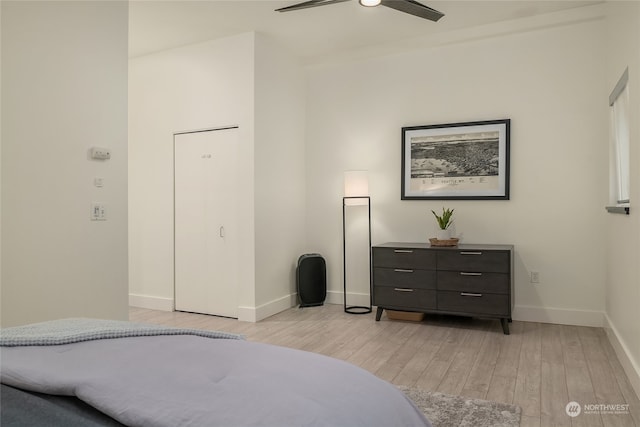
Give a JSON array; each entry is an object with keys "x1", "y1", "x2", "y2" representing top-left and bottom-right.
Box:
[
  {"x1": 530, "y1": 271, "x2": 540, "y2": 283},
  {"x1": 90, "y1": 147, "x2": 111, "y2": 160}
]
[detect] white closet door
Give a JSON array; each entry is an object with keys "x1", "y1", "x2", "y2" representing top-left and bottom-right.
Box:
[{"x1": 174, "y1": 127, "x2": 239, "y2": 318}]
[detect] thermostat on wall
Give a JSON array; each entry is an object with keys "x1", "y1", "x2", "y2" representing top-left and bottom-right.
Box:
[{"x1": 91, "y1": 147, "x2": 111, "y2": 160}]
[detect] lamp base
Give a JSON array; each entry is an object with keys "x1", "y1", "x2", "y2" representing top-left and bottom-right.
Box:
[{"x1": 344, "y1": 305, "x2": 372, "y2": 315}]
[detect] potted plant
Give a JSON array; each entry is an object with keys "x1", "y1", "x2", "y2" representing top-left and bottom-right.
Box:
[{"x1": 431, "y1": 207, "x2": 454, "y2": 241}]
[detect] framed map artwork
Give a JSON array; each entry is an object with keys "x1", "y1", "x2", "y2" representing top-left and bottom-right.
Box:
[{"x1": 401, "y1": 119, "x2": 510, "y2": 200}]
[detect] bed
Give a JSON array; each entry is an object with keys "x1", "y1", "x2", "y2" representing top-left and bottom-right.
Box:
[{"x1": 0, "y1": 318, "x2": 432, "y2": 427}]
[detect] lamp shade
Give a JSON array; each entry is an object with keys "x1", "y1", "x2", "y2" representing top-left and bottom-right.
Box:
[
  {"x1": 344, "y1": 171, "x2": 369, "y2": 206},
  {"x1": 344, "y1": 171, "x2": 369, "y2": 197}
]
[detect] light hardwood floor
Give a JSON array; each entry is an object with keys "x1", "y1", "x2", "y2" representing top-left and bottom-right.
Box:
[{"x1": 129, "y1": 305, "x2": 640, "y2": 427}]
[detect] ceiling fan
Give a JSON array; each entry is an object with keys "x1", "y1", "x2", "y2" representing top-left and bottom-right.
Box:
[{"x1": 276, "y1": 0, "x2": 444, "y2": 22}]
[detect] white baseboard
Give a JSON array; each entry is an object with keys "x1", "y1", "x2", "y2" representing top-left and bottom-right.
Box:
[
  {"x1": 129, "y1": 296, "x2": 607, "y2": 333},
  {"x1": 129, "y1": 292, "x2": 298, "y2": 322},
  {"x1": 238, "y1": 293, "x2": 298, "y2": 323},
  {"x1": 513, "y1": 305, "x2": 604, "y2": 327},
  {"x1": 603, "y1": 314, "x2": 640, "y2": 400},
  {"x1": 327, "y1": 290, "x2": 370, "y2": 307},
  {"x1": 328, "y1": 299, "x2": 605, "y2": 327},
  {"x1": 243, "y1": 290, "x2": 367, "y2": 319},
  {"x1": 326, "y1": 290, "x2": 343, "y2": 305},
  {"x1": 236, "y1": 298, "x2": 604, "y2": 327},
  {"x1": 129, "y1": 294, "x2": 174, "y2": 311}
]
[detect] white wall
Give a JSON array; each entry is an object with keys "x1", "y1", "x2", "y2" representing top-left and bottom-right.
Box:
[
  {"x1": 0, "y1": 2, "x2": 3, "y2": 316},
  {"x1": 604, "y1": 0, "x2": 640, "y2": 399},
  {"x1": 1, "y1": 1, "x2": 129, "y2": 326},
  {"x1": 129, "y1": 32, "x2": 307, "y2": 321},
  {"x1": 305, "y1": 11, "x2": 609, "y2": 325},
  {"x1": 253, "y1": 35, "x2": 307, "y2": 317},
  {"x1": 129, "y1": 33, "x2": 256, "y2": 314}
]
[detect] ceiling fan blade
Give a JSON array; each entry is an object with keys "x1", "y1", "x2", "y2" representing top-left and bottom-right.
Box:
[
  {"x1": 380, "y1": 0, "x2": 444, "y2": 22},
  {"x1": 276, "y1": 0, "x2": 351, "y2": 12}
]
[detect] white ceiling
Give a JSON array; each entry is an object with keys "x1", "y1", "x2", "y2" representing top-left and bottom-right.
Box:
[{"x1": 129, "y1": 0, "x2": 601, "y2": 64}]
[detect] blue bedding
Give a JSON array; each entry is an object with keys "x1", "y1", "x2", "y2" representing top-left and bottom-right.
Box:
[
  {"x1": 1, "y1": 383, "x2": 126, "y2": 426},
  {"x1": 1, "y1": 319, "x2": 432, "y2": 427},
  {"x1": 0, "y1": 318, "x2": 243, "y2": 346}
]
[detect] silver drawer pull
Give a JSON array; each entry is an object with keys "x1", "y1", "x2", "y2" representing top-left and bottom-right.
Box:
[
  {"x1": 394, "y1": 288, "x2": 414, "y2": 292},
  {"x1": 460, "y1": 251, "x2": 482, "y2": 255},
  {"x1": 394, "y1": 250, "x2": 413, "y2": 253},
  {"x1": 460, "y1": 272, "x2": 482, "y2": 276},
  {"x1": 394, "y1": 269, "x2": 414, "y2": 273},
  {"x1": 460, "y1": 292, "x2": 483, "y2": 297}
]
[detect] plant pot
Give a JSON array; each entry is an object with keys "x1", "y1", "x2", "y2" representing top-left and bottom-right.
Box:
[{"x1": 436, "y1": 229, "x2": 451, "y2": 240}]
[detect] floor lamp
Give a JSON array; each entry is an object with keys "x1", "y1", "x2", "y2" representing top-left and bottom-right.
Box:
[{"x1": 343, "y1": 171, "x2": 372, "y2": 314}]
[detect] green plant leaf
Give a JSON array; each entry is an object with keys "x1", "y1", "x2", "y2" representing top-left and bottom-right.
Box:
[{"x1": 431, "y1": 207, "x2": 454, "y2": 229}]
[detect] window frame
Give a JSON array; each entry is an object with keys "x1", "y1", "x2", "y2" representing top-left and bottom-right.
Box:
[{"x1": 607, "y1": 68, "x2": 630, "y2": 215}]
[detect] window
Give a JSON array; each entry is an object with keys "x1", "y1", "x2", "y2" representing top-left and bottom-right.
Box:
[{"x1": 608, "y1": 68, "x2": 630, "y2": 214}]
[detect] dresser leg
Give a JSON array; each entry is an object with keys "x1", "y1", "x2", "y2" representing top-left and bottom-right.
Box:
[
  {"x1": 500, "y1": 318, "x2": 510, "y2": 335},
  {"x1": 375, "y1": 307, "x2": 384, "y2": 321}
]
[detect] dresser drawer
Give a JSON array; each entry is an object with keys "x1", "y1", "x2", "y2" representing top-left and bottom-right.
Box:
[
  {"x1": 373, "y1": 268, "x2": 436, "y2": 290},
  {"x1": 437, "y1": 250, "x2": 510, "y2": 273},
  {"x1": 437, "y1": 271, "x2": 509, "y2": 294},
  {"x1": 373, "y1": 248, "x2": 436, "y2": 270},
  {"x1": 374, "y1": 286, "x2": 436, "y2": 310},
  {"x1": 437, "y1": 291, "x2": 509, "y2": 316}
]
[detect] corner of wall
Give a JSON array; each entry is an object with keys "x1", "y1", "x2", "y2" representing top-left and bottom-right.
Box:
[
  {"x1": 253, "y1": 32, "x2": 307, "y2": 312},
  {"x1": 238, "y1": 293, "x2": 298, "y2": 322},
  {"x1": 603, "y1": 314, "x2": 640, "y2": 400}
]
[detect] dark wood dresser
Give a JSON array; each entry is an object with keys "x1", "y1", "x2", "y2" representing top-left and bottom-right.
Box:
[{"x1": 372, "y1": 242, "x2": 514, "y2": 334}]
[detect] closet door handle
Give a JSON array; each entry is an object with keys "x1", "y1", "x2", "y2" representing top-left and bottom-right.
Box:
[
  {"x1": 460, "y1": 292, "x2": 483, "y2": 297},
  {"x1": 394, "y1": 269, "x2": 414, "y2": 273},
  {"x1": 394, "y1": 288, "x2": 414, "y2": 292},
  {"x1": 460, "y1": 272, "x2": 482, "y2": 276},
  {"x1": 219, "y1": 226, "x2": 225, "y2": 238}
]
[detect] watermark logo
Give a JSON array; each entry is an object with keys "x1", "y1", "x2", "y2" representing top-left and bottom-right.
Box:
[
  {"x1": 583, "y1": 403, "x2": 630, "y2": 415},
  {"x1": 565, "y1": 401, "x2": 630, "y2": 417},
  {"x1": 566, "y1": 401, "x2": 581, "y2": 417}
]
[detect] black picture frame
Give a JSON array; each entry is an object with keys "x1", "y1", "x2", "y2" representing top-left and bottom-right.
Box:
[{"x1": 401, "y1": 119, "x2": 510, "y2": 200}]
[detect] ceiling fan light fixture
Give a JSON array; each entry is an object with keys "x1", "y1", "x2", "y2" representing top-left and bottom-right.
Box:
[
  {"x1": 359, "y1": 0, "x2": 382, "y2": 7},
  {"x1": 276, "y1": 0, "x2": 444, "y2": 22}
]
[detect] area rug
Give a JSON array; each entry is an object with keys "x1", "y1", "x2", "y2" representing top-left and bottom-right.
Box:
[{"x1": 399, "y1": 386, "x2": 521, "y2": 427}]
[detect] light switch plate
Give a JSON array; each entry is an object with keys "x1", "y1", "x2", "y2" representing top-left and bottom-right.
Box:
[{"x1": 91, "y1": 203, "x2": 107, "y2": 221}]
